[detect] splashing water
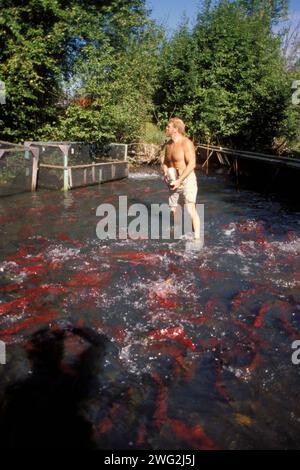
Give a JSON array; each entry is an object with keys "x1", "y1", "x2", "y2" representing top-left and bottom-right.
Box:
[{"x1": 0, "y1": 169, "x2": 299, "y2": 449}]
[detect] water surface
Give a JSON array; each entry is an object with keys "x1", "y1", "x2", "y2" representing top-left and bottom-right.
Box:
[{"x1": 0, "y1": 169, "x2": 299, "y2": 449}]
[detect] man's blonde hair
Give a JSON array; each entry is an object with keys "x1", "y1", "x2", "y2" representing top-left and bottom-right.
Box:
[{"x1": 168, "y1": 117, "x2": 185, "y2": 135}]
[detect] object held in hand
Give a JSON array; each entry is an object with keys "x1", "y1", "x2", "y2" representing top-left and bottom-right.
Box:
[
  {"x1": 167, "y1": 168, "x2": 184, "y2": 190},
  {"x1": 167, "y1": 168, "x2": 178, "y2": 189}
]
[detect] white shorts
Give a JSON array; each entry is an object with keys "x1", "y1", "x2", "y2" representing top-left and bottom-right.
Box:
[{"x1": 168, "y1": 171, "x2": 198, "y2": 207}]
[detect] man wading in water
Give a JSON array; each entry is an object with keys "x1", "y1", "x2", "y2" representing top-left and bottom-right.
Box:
[{"x1": 161, "y1": 117, "x2": 201, "y2": 241}]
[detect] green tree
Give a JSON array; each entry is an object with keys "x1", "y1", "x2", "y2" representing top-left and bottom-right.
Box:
[
  {"x1": 237, "y1": 0, "x2": 288, "y2": 24},
  {"x1": 49, "y1": 5, "x2": 162, "y2": 143},
  {"x1": 0, "y1": 0, "x2": 114, "y2": 141},
  {"x1": 156, "y1": 0, "x2": 296, "y2": 151},
  {"x1": 0, "y1": 0, "x2": 159, "y2": 143},
  {"x1": 154, "y1": 17, "x2": 201, "y2": 139}
]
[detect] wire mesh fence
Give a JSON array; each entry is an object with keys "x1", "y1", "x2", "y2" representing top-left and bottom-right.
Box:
[
  {"x1": 0, "y1": 141, "x2": 128, "y2": 194},
  {"x1": 0, "y1": 142, "x2": 38, "y2": 196},
  {"x1": 23, "y1": 141, "x2": 128, "y2": 190}
]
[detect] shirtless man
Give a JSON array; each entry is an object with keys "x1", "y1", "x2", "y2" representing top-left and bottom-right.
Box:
[{"x1": 161, "y1": 117, "x2": 200, "y2": 240}]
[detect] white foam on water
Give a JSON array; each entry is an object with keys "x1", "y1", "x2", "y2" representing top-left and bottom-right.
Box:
[
  {"x1": 240, "y1": 265, "x2": 251, "y2": 275},
  {"x1": 178, "y1": 232, "x2": 195, "y2": 241},
  {"x1": 225, "y1": 365, "x2": 252, "y2": 383},
  {"x1": 0, "y1": 261, "x2": 19, "y2": 272},
  {"x1": 224, "y1": 247, "x2": 247, "y2": 258},
  {"x1": 5, "y1": 312, "x2": 25, "y2": 323},
  {"x1": 46, "y1": 246, "x2": 81, "y2": 261},
  {"x1": 148, "y1": 277, "x2": 179, "y2": 298},
  {"x1": 269, "y1": 237, "x2": 300, "y2": 255},
  {"x1": 269, "y1": 279, "x2": 299, "y2": 289},
  {"x1": 224, "y1": 228, "x2": 236, "y2": 236},
  {"x1": 0, "y1": 261, "x2": 28, "y2": 283},
  {"x1": 12, "y1": 272, "x2": 28, "y2": 283},
  {"x1": 117, "y1": 330, "x2": 153, "y2": 375},
  {"x1": 118, "y1": 343, "x2": 132, "y2": 363}
]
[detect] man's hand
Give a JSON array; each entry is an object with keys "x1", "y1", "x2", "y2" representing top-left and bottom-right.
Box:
[{"x1": 170, "y1": 178, "x2": 182, "y2": 190}]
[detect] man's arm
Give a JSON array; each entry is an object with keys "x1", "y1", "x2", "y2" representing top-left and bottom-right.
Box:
[
  {"x1": 161, "y1": 144, "x2": 169, "y2": 180},
  {"x1": 178, "y1": 139, "x2": 196, "y2": 183}
]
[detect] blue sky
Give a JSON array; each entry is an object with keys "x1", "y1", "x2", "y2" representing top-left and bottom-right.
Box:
[{"x1": 147, "y1": 0, "x2": 300, "y2": 33}]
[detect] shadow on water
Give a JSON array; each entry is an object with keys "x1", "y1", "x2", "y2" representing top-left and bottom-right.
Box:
[{"x1": 0, "y1": 325, "x2": 108, "y2": 449}]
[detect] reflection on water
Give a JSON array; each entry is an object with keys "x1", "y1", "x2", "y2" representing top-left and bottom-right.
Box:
[{"x1": 0, "y1": 169, "x2": 300, "y2": 449}]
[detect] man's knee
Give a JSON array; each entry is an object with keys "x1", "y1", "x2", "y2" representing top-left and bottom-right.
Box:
[{"x1": 185, "y1": 203, "x2": 196, "y2": 216}]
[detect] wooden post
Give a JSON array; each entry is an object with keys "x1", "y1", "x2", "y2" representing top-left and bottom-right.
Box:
[
  {"x1": 31, "y1": 157, "x2": 38, "y2": 191},
  {"x1": 30, "y1": 147, "x2": 39, "y2": 191},
  {"x1": 216, "y1": 152, "x2": 224, "y2": 165},
  {"x1": 58, "y1": 144, "x2": 70, "y2": 191},
  {"x1": 235, "y1": 156, "x2": 240, "y2": 192},
  {"x1": 68, "y1": 168, "x2": 73, "y2": 189},
  {"x1": 206, "y1": 141, "x2": 209, "y2": 175},
  {"x1": 201, "y1": 150, "x2": 213, "y2": 174},
  {"x1": 63, "y1": 153, "x2": 68, "y2": 191},
  {"x1": 92, "y1": 163, "x2": 95, "y2": 183}
]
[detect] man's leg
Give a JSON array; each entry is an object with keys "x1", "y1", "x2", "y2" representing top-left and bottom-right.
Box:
[
  {"x1": 169, "y1": 205, "x2": 181, "y2": 237},
  {"x1": 186, "y1": 202, "x2": 201, "y2": 239},
  {"x1": 171, "y1": 205, "x2": 182, "y2": 223},
  {"x1": 183, "y1": 173, "x2": 200, "y2": 240},
  {"x1": 169, "y1": 191, "x2": 180, "y2": 236}
]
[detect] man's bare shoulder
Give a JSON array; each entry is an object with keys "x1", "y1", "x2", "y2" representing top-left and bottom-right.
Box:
[{"x1": 182, "y1": 136, "x2": 195, "y2": 149}]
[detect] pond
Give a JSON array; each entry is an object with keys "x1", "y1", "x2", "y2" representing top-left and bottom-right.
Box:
[{"x1": 0, "y1": 169, "x2": 299, "y2": 449}]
